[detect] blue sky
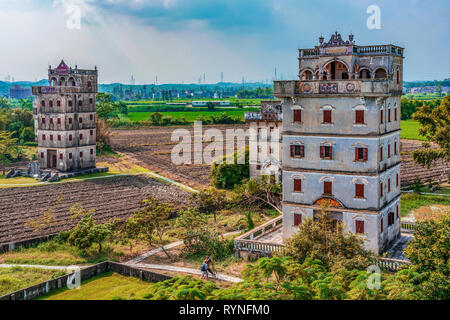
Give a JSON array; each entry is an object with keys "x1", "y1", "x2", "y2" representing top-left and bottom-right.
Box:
[{"x1": 0, "y1": 0, "x2": 449, "y2": 83}]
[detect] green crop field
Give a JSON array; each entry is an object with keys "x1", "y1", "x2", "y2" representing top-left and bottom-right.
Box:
[
  {"x1": 39, "y1": 272, "x2": 153, "y2": 300},
  {"x1": 127, "y1": 110, "x2": 250, "y2": 122},
  {"x1": 400, "y1": 120, "x2": 427, "y2": 141}
]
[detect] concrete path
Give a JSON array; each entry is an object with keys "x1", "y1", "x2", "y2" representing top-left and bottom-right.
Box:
[
  {"x1": 126, "y1": 230, "x2": 242, "y2": 265},
  {"x1": 133, "y1": 263, "x2": 243, "y2": 283}
]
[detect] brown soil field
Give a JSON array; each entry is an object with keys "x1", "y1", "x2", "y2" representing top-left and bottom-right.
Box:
[
  {"x1": 110, "y1": 126, "x2": 448, "y2": 188},
  {"x1": 110, "y1": 125, "x2": 249, "y2": 189},
  {"x1": 0, "y1": 175, "x2": 190, "y2": 245}
]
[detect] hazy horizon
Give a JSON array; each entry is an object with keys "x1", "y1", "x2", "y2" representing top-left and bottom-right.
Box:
[{"x1": 1, "y1": 0, "x2": 449, "y2": 84}]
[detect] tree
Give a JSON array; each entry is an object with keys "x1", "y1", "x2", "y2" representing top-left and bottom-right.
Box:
[
  {"x1": 412, "y1": 95, "x2": 450, "y2": 167},
  {"x1": 0, "y1": 97, "x2": 11, "y2": 109},
  {"x1": 96, "y1": 119, "x2": 112, "y2": 153},
  {"x1": 0, "y1": 130, "x2": 18, "y2": 175},
  {"x1": 206, "y1": 102, "x2": 215, "y2": 111},
  {"x1": 117, "y1": 101, "x2": 128, "y2": 115},
  {"x1": 282, "y1": 208, "x2": 371, "y2": 271},
  {"x1": 189, "y1": 187, "x2": 227, "y2": 223},
  {"x1": 209, "y1": 148, "x2": 249, "y2": 189},
  {"x1": 68, "y1": 204, "x2": 112, "y2": 253},
  {"x1": 96, "y1": 93, "x2": 118, "y2": 119},
  {"x1": 131, "y1": 197, "x2": 174, "y2": 258},
  {"x1": 403, "y1": 214, "x2": 450, "y2": 299},
  {"x1": 230, "y1": 178, "x2": 282, "y2": 213}
]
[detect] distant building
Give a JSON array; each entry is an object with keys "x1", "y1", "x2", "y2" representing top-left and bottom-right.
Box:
[
  {"x1": 32, "y1": 60, "x2": 98, "y2": 172},
  {"x1": 274, "y1": 32, "x2": 404, "y2": 253},
  {"x1": 9, "y1": 85, "x2": 32, "y2": 99},
  {"x1": 246, "y1": 100, "x2": 283, "y2": 182}
]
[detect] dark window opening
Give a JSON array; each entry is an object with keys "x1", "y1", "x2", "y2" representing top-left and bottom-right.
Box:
[
  {"x1": 320, "y1": 146, "x2": 332, "y2": 160},
  {"x1": 324, "y1": 181, "x2": 332, "y2": 195}
]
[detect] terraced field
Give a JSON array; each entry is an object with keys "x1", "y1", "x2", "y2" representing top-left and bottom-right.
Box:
[{"x1": 0, "y1": 175, "x2": 190, "y2": 245}]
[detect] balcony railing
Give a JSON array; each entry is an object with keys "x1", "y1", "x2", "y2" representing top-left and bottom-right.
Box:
[
  {"x1": 32, "y1": 86, "x2": 97, "y2": 95},
  {"x1": 299, "y1": 45, "x2": 403, "y2": 58},
  {"x1": 273, "y1": 79, "x2": 401, "y2": 96},
  {"x1": 245, "y1": 112, "x2": 282, "y2": 121}
]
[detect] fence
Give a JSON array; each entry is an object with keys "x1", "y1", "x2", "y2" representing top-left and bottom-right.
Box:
[
  {"x1": 0, "y1": 261, "x2": 171, "y2": 300},
  {"x1": 234, "y1": 216, "x2": 285, "y2": 258},
  {"x1": 400, "y1": 221, "x2": 416, "y2": 233},
  {"x1": 373, "y1": 257, "x2": 411, "y2": 272}
]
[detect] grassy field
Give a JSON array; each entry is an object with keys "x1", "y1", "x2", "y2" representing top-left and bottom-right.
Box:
[
  {"x1": 127, "y1": 110, "x2": 250, "y2": 122},
  {"x1": 0, "y1": 266, "x2": 66, "y2": 296},
  {"x1": 38, "y1": 271, "x2": 153, "y2": 300},
  {"x1": 400, "y1": 193, "x2": 450, "y2": 217},
  {"x1": 400, "y1": 120, "x2": 427, "y2": 141}
]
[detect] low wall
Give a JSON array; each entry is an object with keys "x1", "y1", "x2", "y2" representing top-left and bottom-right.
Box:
[
  {"x1": 0, "y1": 261, "x2": 171, "y2": 300},
  {"x1": 0, "y1": 235, "x2": 57, "y2": 254}
]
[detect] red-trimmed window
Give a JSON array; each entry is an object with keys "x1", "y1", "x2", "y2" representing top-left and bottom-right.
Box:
[
  {"x1": 69, "y1": 153, "x2": 72, "y2": 159},
  {"x1": 42, "y1": 134, "x2": 46, "y2": 141},
  {"x1": 380, "y1": 218, "x2": 384, "y2": 233},
  {"x1": 388, "y1": 179, "x2": 391, "y2": 192},
  {"x1": 380, "y1": 147, "x2": 383, "y2": 161},
  {"x1": 57, "y1": 135, "x2": 61, "y2": 141},
  {"x1": 380, "y1": 183, "x2": 384, "y2": 197},
  {"x1": 90, "y1": 149, "x2": 94, "y2": 155},
  {"x1": 80, "y1": 152, "x2": 83, "y2": 158},
  {"x1": 396, "y1": 206, "x2": 399, "y2": 219},
  {"x1": 320, "y1": 146, "x2": 332, "y2": 160},
  {"x1": 355, "y1": 147, "x2": 368, "y2": 161},
  {"x1": 323, "y1": 110, "x2": 332, "y2": 123},
  {"x1": 69, "y1": 134, "x2": 72, "y2": 141},
  {"x1": 57, "y1": 100, "x2": 61, "y2": 107},
  {"x1": 59, "y1": 154, "x2": 63, "y2": 160},
  {"x1": 380, "y1": 110, "x2": 383, "y2": 124},
  {"x1": 355, "y1": 220, "x2": 364, "y2": 234},
  {"x1": 90, "y1": 130, "x2": 93, "y2": 136},
  {"x1": 293, "y1": 214, "x2": 302, "y2": 226},
  {"x1": 49, "y1": 100, "x2": 53, "y2": 108},
  {"x1": 388, "y1": 144, "x2": 391, "y2": 158},
  {"x1": 324, "y1": 181, "x2": 332, "y2": 195},
  {"x1": 50, "y1": 135, "x2": 53, "y2": 141},
  {"x1": 294, "y1": 179, "x2": 302, "y2": 192},
  {"x1": 42, "y1": 118, "x2": 46, "y2": 124},
  {"x1": 79, "y1": 117, "x2": 83, "y2": 124},
  {"x1": 50, "y1": 118, "x2": 53, "y2": 125},
  {"x1": 355, "y1": 184, "x2": 364, "y2": 198},
  {"x1": 79, "y1": 134, "x2": 83, "y2": 140},
  {"x1": 40, "y1": 152, "x2": 44, "y2": 158},
  {"x1": 396, "y1": 174, "x2": 399, "y2": 187},
  {"x1": 69, "y1": 118, "x2": 72, "y2": 124},
  {"x1": 388, "y1": 109, "x2": 391, "y2": 122},
  {"x1": 293, "y1": 110, "x2": 302, "y2": 122},
  {"x1": 90, "y1": 114, "x2": 93, "y2": 121},
  {"x1": 355, "y1": 110, "x2": 364, "y2": 124},
  {"x1": 89, "y1": 98, "x2": 93, "y2": 104},
  {"x1": 388, "y1": 212, "x2": 394, "y2": 226},
  {"x1": 57, "y1": 118, "x2": 61, "y2": 125},
  {"x1": 68, "y1": 100, "x2": 73, "y2": 107},
  {"x1": 394, "y1": 108, "x2": 398, "y2": 121},
  {"x1": 290, "y1": 145, "x2": 304, "y2": 158},
  {"x1": 41, "y1": 100, "x2": 45, "y2": 107},
  {"x1": 394, "y1": 142, "x2": 398, "y2": 155},
  {"x1": 78, "y1": 100, "x2": 82, "y2": 107}
]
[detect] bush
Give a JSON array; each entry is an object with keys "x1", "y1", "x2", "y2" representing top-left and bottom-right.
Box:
[{"x1": 210, "y1": 148, "x2": 249, "y2": 189}]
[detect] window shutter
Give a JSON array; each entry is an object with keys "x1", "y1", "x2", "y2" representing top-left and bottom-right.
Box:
[
  {"x1": 380, "y1": 218, "x2": 384, "y2": 233},
  {"x1": 396, "y1": 174, "x2": 399, "y2": 187},
  {"x1": 320, "y1": 146, "x2": 325, "y2": 158},
  {"x1": 294, "y1": 214, "x2": 302, "y2": 226},
  {"x1": 59, "y1": 154, "x2": 63, "y2": 160},
  {"x1": 388, "y1": 109, "x2": 391, "y2": 122},
  {"x1": 380, "y1": 110, "x2": 383, "y2": 124},
  {"x1": 355, "y1": 110, "x2": 364, "y2": 124},
  {"x1": 380, "y1": 147, "x2": 383, "y2": 160},
  {"x1": 294, "y1": 110, "x2": 301, "y2": 122},
  {"x1": 388, "y1": 179, "x2": 391, "y2": 192},
  {"x1": 355, "y1": 184, "x2": 364, "y2": 198},
  {"x1": 323, "y1": 110, "x2": 332, "y2": 123},
  {"x1": 294, "y1": 179, "x2": 302, "y2": 192},
  {"x1": 290, "y1": 145, "x2": 295, "y2": 157},
  {"x1": 300, "y1": 145, "x2": 305, "y2": 158},
  {"x1": 394, "y1": 142, "x2": 398, "y2": 155},
  {"x1": 396, "y1": 206, "x2": 399, "y2": 218},
  {"x1": 355, "y1": 148, "x2": 358, "y2": 161},
  {"x1": 380, "y1": 183, "x2": 383, "y2": 197},
  {"x1": 356, "y1": 220, "x2": 364, "y2": 234},
  {"x1": 324, "y1": 181, "x2": 332, "y2": 195},
  {"x1": 363, "y1": 148, "x2": 368, "y2": 160},
  {"x1": 394, "y1": 108, "x2": 398, "y2": 121}
]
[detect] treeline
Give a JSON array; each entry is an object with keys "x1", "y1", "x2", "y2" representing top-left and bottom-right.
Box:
[
  {"x1": 236, "y1": 87, "x2": 273, "y2": 99},
  {"x1": 110, "y1": 112, "x2": 244, "y2": 128},
  {"x1": 129, "y1": 105, "x2": 247, "y2": 112},
  {"x1": 401, "y1": 96, "x2": 444, "y2": 120},
  {"x1": 0, "y1": 108, "x2": 35, "y2": 143},
  {"x1": 403, "y1": 78, "x2": 450, "y2": 88}
]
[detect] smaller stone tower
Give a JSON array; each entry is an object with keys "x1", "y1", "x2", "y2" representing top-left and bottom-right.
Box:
[{"x1": 32, "y1": 60, "x2": 98, "y2": 172}]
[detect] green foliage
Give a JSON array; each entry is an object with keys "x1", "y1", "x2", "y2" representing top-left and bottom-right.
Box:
[
  {"x1": 67, "y1": 204, "x2": 112, "y2": 253},
  {"x1": 282, "y1": 210, "x2": 371, "y2": 271},
  {"x1": 129, "y1": 197, "x2": 174, "y2": 257},
  {"x1": 190, "y1": 187, "x2": 227, "y2": 222},
  {"x1": 176, "y1": 207, "x2": 234, "y2": 261},
  {"x1": 412, "y1": 95, "x2": 450, "y2": 167},
  {"x1": 142, "y1": 276, "x2": 218, "y2": 300},
  {"x1": 245, "y1": 211, "x2": 255, "y2": 231},
  {"x1": 210, "y1": 148, "x2": 249, "y2": 189},
  {"x1": 400, "y1": 193, "x2": 450, "y2": 217},
  {"x1": 0, "y1": 130, "x2": 19, "y2": 174},
  {"x1": 404, "y1": 215, "x2": 450, "y2": 299},
  {"x1": 230, "y1": 178, "x2": 282, "y2": 213},
  {"x1": 236, "y1": 87, "x2": 273, "y2": 99}
]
